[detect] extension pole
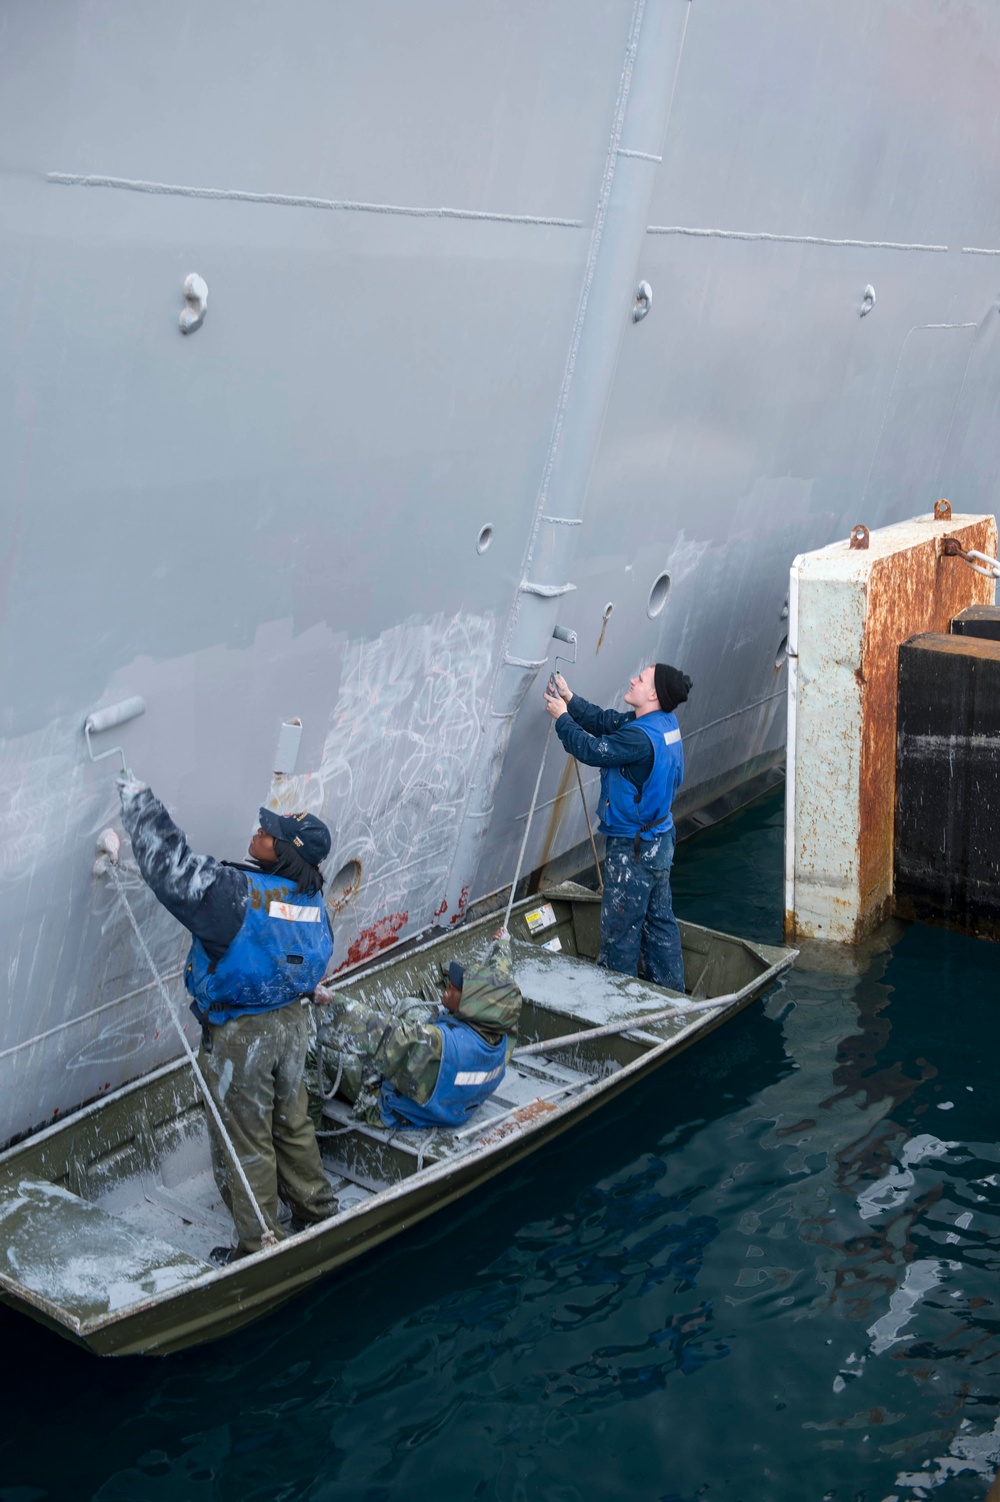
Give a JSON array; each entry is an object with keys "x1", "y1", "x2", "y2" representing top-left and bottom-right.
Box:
[{"x1": 512, "y1": 992, "x2": 741, "y2": 1057}]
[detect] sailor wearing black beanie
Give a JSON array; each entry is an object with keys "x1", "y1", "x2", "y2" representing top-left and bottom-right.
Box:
[
  {"x1": 653, "y1": 663, "x2": 692, "y2": 715},
  {"x1": 543, "y1": 661, "x2": 692, "y2": 991}
]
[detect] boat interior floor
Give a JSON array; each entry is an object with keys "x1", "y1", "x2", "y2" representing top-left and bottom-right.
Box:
[{"x1": 86, "y1": 963, "x2": 681, "y2": 1270}]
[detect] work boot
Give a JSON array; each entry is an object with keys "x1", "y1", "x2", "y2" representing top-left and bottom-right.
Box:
[
  {"x1": 209, "y1": 1244, "x2": 247, "y2": 1267},
  {"x1": 290, "y1": 1215, "x2": 320, "y2": 1234}
]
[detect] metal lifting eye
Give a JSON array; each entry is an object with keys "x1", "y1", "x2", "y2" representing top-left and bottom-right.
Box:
[
  {"x1": 860, "y1": 284, "x2": 876, "y2": 318},
  {"x1": 179, "y1": 273, "x2": 208, "y2": 334},
  {"x1": 633, "y1": 281, "x2": 652, "y2": 323}
]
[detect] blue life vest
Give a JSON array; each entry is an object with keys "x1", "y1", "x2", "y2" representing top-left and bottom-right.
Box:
[
  {"x1": 378, "y1": 1013, "x2": 508, "y2": 1129},
  {"x1": 598, "y1": 709, "x2": 684, "y2": 841},
  {"x1": 185, "y1": 871, "x2": 333, "y2": 1024}
]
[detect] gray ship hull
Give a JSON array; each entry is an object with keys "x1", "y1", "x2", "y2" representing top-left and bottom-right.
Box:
[{"x1": 2, "y1": 0, "x2": 999, "y2": 1145}]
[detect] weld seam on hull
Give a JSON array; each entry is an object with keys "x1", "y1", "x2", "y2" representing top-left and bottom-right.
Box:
[
  {"x1": 646, "y1": 224, "x2": 948, "y2": 253},
  {"x1": 0, "y1": 967, "x2": 186, "y2": 1064},
  {"x1": 514, "y1": 773, "x2": 599, "y2": 820},
  {"x1": 46, "y1": 173, "x2": 582, "y2": 228},
  {"x1": 502, "y1": 0, "x2": 648, "y2": 609},
  {"x1": 683, "y1": 689, "x2": 786, "y2": 742},
  {"x1": 962, "y1": 246, "x2": 1000, "y2": 255},
  {"x1": 435, "y1": 0, "x2": 652, "y2": 904},
  {"x1": 519, "y1": 581, "x2": 576, "y2": 597},
  {"x1": 617, "y1": 147, "x2": 662, "y2": 162}
]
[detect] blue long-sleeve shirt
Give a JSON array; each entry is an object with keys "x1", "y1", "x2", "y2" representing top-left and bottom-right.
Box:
[
  {"x1": 120, "y1": 786, "x2": 248, "y2": 963},
  {"x1": 553, "y1": 693, "x2": 655, "y2": 792}
]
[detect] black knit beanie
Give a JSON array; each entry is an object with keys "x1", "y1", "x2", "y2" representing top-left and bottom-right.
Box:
[{"x1": 653, "y1": 663, "x2": 692, "y2": 713}]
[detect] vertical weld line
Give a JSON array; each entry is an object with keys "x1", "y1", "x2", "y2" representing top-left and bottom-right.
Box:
[
  {"x1": 662, "y1": 0, "x2": 692, "y2": 147},
  {"x1": 440, "y1": 0, "x2": 648, "y2": 905},
  {"x1": 509, "y1": 0, "x2": 648, "y2": 634}
]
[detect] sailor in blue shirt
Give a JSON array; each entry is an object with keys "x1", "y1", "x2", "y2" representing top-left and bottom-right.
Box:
[
  {"x1": 119, "y1": 778, "x2": 338, "y2": 1261},
  {"x1": 544, "y1": 662, "x2": 692, "y2": 991}
]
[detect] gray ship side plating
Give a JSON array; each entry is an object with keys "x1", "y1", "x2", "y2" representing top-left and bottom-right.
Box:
[{"x1": 2, "y1": 0, "x2": 1000, "y2": 1145}]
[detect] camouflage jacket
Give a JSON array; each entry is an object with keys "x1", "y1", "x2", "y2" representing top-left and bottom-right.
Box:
[{"x1": 324, "y1": 935, "x2": 522, "y2": 1122}]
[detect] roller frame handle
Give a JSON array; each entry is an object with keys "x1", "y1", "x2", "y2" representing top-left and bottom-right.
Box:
[{"x1": 84, "y1": 696, "x2": 146, "y2": 774}]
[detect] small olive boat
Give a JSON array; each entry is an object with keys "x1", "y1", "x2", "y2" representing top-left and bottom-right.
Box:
[{"x1": 0, "y1": 887, "x2": 795, "y2": 1355}]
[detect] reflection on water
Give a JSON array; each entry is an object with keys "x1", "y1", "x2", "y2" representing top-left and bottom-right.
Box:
[{"x1": 0, "y1": 792, "x2": 998, "y2": 1501}]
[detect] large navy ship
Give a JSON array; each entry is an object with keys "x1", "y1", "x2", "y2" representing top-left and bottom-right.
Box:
[{"x1": 3, "y1": 0, "x2": 999, "y2": 1147}]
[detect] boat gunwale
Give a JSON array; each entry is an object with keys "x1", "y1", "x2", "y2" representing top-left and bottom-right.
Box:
[{"x1": 0, "y1": 902, "x2": 796, "y2": 1348}]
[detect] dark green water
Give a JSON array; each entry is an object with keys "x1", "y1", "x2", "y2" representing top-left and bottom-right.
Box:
[{"x1": 2, "y1": 790, "x2": 998, "y2": 1502}]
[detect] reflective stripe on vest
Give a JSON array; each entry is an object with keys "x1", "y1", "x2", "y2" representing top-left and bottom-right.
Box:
[
  {"x1": 598, "y1": 709, "x2": 684, "y2": 841},
  {"x1": 185, "y1": 871, "x2": 333, "y2": 1024},
  {"x1": 378, "y1": 1013, "x2": 508, "y2": 1129},
  {"x1": 453, "y1": 1066, "x2": 506, "y2": 1086}
]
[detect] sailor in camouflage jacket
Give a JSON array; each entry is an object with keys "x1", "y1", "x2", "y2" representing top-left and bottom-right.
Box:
[{"x1": 316, "y1": 932, "x2": 521, "y2": 1125}]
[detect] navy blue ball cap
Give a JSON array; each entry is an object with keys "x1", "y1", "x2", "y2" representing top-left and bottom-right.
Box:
[
  {"x1": 448, "y1": 960, "x2": 465, "y2": 991},
  {"x1": 258, "y1": 807, "x2": 332, "y2": 865}
]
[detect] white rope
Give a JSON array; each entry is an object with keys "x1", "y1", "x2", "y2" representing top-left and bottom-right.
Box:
[
  {"x1": 503, "y1": 719, "x2": 556, "y2": 935},
  {"x1": 958, "y1": 549, "x2": 1000, "y2": 580},
  {"x1": 104, "y1": 861, "x2": 277, "y2": 1247}
]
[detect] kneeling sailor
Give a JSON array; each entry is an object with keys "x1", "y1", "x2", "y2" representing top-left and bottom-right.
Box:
[{"x1": 319, "y1": 931, "x2": 521, "y2": 1128}]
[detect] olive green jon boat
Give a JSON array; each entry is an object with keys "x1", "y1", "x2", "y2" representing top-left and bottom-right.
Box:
[{"x1": 0, "y1": 888, "x2": 795, "y2": 1355}]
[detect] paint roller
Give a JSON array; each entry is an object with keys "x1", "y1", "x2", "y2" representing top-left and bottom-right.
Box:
[
  {"x1": 548, "y1": 623, "x2": 578, "y2": 692},
  {"x1": 84, "y1": 695, "x2": 146, "y2": 773}
]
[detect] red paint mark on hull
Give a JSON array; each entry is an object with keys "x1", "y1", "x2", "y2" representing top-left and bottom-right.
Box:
[
  {"x1": 335, "y1": 911, "x2": 409, "y2": 972},
  {"x1": 449, "y1": 886, "x2": 469, "y2": 925}
]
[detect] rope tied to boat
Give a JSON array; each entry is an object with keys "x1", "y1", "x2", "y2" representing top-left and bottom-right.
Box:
[
  {"x1": 942, "y1": 536, "x2": 1000, "y2": 579},
  {"x1": 100, "y1": 854, "x2": 278, "y2": 1249}
]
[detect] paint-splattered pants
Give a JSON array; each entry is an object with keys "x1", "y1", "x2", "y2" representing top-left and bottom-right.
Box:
[
  {"x1": 316, "y1": 995, "x2": 436, "y2": 1124},
  {"x1": 199, "y1": 1002, "x2": 338, "y2": 1255},
  {"x1": 599, "y1": 831, "x2": 685, "y2": 991}
]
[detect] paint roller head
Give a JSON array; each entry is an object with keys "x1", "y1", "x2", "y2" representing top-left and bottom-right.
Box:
[
  {"x1": 84, "y1": 696, "x2": 147, "y2": 736},
  {"x1": 84, "y1": 696, "x2": 147, "y2": 774},
  {"x1": 551, "y1": 623, "x2": 578, "y2": 681}
]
